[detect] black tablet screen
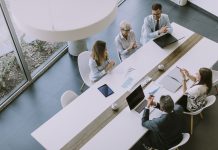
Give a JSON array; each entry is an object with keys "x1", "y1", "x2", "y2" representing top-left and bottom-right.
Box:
[{"x1": 98, "y1": 84, "x2": 114, "y2": 97}]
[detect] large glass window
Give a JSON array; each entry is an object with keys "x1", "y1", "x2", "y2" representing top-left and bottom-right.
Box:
[
  {"x1": 5, "y1": 0, "x2": 67, "y2": 76},
  {"x1": 0, "y1": 6, "x2": 26, "y2": 105},
  {"x1": 0, "y1": 0, "x2": 68, "y2": 106}
]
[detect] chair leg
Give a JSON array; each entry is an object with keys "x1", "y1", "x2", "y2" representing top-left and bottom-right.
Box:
[
  {"x1": 200, "y1": 112, "x2": 204, "y2": 119},
  {"x1": 80, "y1": 82, "x2": 85, "y2": 91},
  {"x1": 190, "y1": 115, "x2": 193, "y2": 135}
]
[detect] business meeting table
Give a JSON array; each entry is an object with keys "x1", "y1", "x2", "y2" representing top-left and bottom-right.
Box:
[
  {"x1": 81, "y1": 37, "x2": 218, "y2": 150},
  {"x1": 30, "y1": 22, "x2": 217, "y2": 150}
]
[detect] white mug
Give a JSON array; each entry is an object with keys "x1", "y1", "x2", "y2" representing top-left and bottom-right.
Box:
[
  {"x1": 158, "y1": 64, "x2": 165, "y2": 71},
  {"x1": 111, "y1": 103, "x2": 118, "y2": 111}
]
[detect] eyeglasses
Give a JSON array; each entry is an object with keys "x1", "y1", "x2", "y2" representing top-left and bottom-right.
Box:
[
  {"x1": 153, "y1": 13, "x2": 161, "y2": 17},
  {"x1": 121, "y1": 29, "x2": 130, "y2": 32}
]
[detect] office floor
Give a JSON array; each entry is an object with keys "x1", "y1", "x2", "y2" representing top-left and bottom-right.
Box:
[{"x1": 0, "y1": 0, "x2": 218, "y2": 150}]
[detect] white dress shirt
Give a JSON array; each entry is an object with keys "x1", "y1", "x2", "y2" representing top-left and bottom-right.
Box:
[{"x1": 140, "y1": 14, "x2": 173, "y2": 45}]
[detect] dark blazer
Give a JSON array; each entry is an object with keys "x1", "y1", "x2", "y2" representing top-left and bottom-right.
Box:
[{"x1": 142, "y1": 104, "x2": 185, "y2": 150}]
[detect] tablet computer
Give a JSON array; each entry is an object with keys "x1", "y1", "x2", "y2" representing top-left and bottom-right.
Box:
[{"x1": 98, "y1": 84, "x2": 114, "y2": 97}]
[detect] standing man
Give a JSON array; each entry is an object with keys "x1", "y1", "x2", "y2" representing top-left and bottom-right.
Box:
[
  {"x1": 115, "y1": 20, "x2": 140, "y2": 61},
  {"x1": 141, "y1": 95, "x2": 185, "y2": 150},
  {"x1": 140, "y1": 3, "x2": 173, "y2": 45}
]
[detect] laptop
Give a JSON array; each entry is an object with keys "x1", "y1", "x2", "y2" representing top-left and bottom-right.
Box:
[
  {"x1": 153, "y1": 33, "x2": 178, "y2": 48},
  {"x1": 126, "y1": 85, "x2": 147, "y2": 113}
]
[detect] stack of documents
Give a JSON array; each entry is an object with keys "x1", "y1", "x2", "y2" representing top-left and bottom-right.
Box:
[
  {"x1": 159, "y1": 67, "x2": 183, "y2": 93},
  {"x1": 121, "y1": 68, "x2": 143, "y2": 91}
]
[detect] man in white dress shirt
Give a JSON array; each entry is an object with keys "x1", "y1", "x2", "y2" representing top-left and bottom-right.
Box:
[{"x1": 140, "y1": 3, "x2": 173, "y2": 45}]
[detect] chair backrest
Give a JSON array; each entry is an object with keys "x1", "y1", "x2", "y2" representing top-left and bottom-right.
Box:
[
  {"x1": 168, "y1": 133, "x2": 190, "y2": 150},
  {"x1": 184, "y1": 95, "x2": 216, "y2": 116},
  {"x1": 204, "y1": 95, "x2": 216, "y2": 108},
  {"x1": 212, "y1": 70, "x2": 218, "y2": 86},
  {"x1": 78, "y1": 51, "x2": 92, "y2": 87},
  {"x1": 61, "y1": 90, "x2": 78, "y2": 108}
]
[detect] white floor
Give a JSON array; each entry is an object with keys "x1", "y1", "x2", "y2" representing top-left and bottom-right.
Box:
[{"x1": 189, "y1": 0, "x2": 218, "y2": 17}]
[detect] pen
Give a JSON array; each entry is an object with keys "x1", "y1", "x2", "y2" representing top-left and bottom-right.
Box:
[{"x1": 176, "y1": 66, "x2": 182, "y2": 70}]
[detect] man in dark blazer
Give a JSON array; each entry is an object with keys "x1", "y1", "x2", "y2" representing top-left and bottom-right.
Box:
[{"x1": 141, "y1": 95, "x2": 185, "y2": 150}]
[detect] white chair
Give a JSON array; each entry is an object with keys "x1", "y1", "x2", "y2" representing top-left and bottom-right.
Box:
[
  {"x1": 115, "y1": 48, "x2": 122, "y2": 62},
  {"x1": 78, "y1": 51, "x2": 93, "y2": 91},
  {"x1": 183, "y1": 95, "x2": 216, "y2": 134},
  {"x1": 168, "y1": 133, "x2": 190, "y2": 150},
  {"x1": 60, "y1": 90, "x2": 78, "y2": 108}
]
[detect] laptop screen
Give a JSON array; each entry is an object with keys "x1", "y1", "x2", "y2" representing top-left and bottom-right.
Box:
[
  {"x1": 126, "y1": 85, "x2": 145, "y2": 110},
  {"x1": 153, "y1": 33, "x2": 178, "y2": 48}
]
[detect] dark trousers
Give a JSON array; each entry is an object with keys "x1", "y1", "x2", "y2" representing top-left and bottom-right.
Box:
[{"x1": 176, "y1": 95, "x2": 189, "y2": 112}]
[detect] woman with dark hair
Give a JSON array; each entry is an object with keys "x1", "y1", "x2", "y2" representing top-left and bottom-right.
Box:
[
  {"x1": 89, "y1": 40, "x2": 115, "y2": 82},
  {"x1": 178, "y1": 67, "x2": 212, "y2": 112}
]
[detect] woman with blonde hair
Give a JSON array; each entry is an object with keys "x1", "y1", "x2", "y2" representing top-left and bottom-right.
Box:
[
  {"x1": 89, "y1": 40, "x2": 115, "y2": 82},
  {"x1": 115, "y1": 20, "x2": 140, "y2": 61}
]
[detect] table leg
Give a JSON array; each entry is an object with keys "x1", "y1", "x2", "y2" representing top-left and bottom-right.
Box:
[{"x1": 68, "y1": 39, "x2": 87, "y2": 56}]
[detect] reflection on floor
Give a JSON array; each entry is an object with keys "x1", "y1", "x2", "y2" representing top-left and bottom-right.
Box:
[
  {"x1": 0, "y1": 0, "x2": 218, "y2": 150},
  {"x1": 189, "y1": 0, "x2": 218, "y2": 18}
]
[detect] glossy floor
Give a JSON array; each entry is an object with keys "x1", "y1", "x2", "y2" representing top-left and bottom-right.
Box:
[{"x1": 0, "y1": 0, "x2": 218, "y2": 149}]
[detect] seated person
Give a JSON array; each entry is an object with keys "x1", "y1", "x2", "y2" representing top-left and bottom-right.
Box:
[
  {"x1": 140, "y1": 3, "x2": 173, "y2": 45},
  {"x1": 177, "y1": 67, "x2": 212, "y2": 112},
  {"x1": 141, "y1": 95, "x2": 185, "y2": 150},
  {"x1": 89, "y1": 40, "x2": 115, "y2": 82},
  {"x1": 115, "y1": 20, "x2": 140, "y2": 61}
]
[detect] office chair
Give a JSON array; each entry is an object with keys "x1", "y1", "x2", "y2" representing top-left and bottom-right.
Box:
[
  {"x1": 168, "y1": 133, "x2": 190, "y2": 150},
  {"x1": 60, "y1": 90, "x2": 78, "y2": 108},
  {"x1": 78, "y1": 51, "x2": 93, "y2": 91},
  {"x1": 183, "y1": 95, "x2": 216, "y2": 134}
]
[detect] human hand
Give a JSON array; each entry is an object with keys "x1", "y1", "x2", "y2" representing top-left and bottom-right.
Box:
[
  {"x1": 133, "y1": 42, "x2": 137, "y2": 49},
  {"x1": 146, "y1": 95, "x2": 155, "y2": 108},
  {"x1": 159, "y1": 26, "x2": 168, "y2": 34},
  {"x1": 180, "y1": 69, "x2": 186, "y2": 79},
  {"x1": 128, "y1": 42, "x2": 135, "y2": 50},
  {"x1": 106, "y1": 60, "x2": 115, "y2": 73}
]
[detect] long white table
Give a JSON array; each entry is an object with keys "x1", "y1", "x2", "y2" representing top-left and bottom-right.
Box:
[
  {"x1": 81, "y1": 37, "x2": 218, "y2": 150},
  {"x1": 31, "y1": 23, "x2": 193, "y2": 150}
]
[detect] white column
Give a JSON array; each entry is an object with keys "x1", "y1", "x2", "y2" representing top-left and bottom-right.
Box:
[{"x1": 68, "y1": 39, "x2": 87, "y2": 56}]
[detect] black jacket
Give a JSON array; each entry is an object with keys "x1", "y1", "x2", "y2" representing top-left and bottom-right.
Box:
[{"x1": 142, "y1": 104, "x2": 185, "y2": 150}]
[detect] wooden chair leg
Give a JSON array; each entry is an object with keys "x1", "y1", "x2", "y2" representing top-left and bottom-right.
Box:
[
  {"x1": 200, "y1": 112, "x2": 204, "y2": 119},
  {"x1": 190, "y1": 115, "x2": 193, "y2": 135},
  {"x1": 80, "y1": 82, "x2": 85, "y2": 91}
]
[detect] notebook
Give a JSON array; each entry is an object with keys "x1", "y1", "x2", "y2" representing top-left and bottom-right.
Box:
[
  {"x1": 126, "y1": 85, "x2": 147, "y2": 113},
  {"x1": 159, "y1": 67, "x2": 183, "y2": 93},
  {"x1": 153, "y1": 33, "x2": 178, "y2": 48}
]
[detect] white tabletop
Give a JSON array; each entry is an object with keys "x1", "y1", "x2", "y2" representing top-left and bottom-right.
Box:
[
  {"x1": 31, "y1": 23, "x2": 193, "y2": 150},
  {"x1": 81, "y1": 37, "x2": 218, "y2": 150},
  {"x1": 11, "y1": 0, "x2": 117, "y2": 41}
]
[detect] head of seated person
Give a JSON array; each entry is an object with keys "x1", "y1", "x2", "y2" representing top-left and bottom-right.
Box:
[
  {"x1": 89, "y1": 40, "x2": 115, "y2": 82},
  {"x1": 179, "y1": 67, "x2": 212, "y2": 111},
  {"x1": 196, "y1": 68, "x2": 212, "y2": 93},
  {"x1": 159, "y1": 95, "x2": 174, "y2": 113},
  {"x1": 152, "y1": 3, "x2": 162, "y2": 21},
  {"x1": 91, "y1": 40, "x2": 108, "y2": 66},
  {"x1": 120, "y1": 20, "x2": 132, "y2": 39}
]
